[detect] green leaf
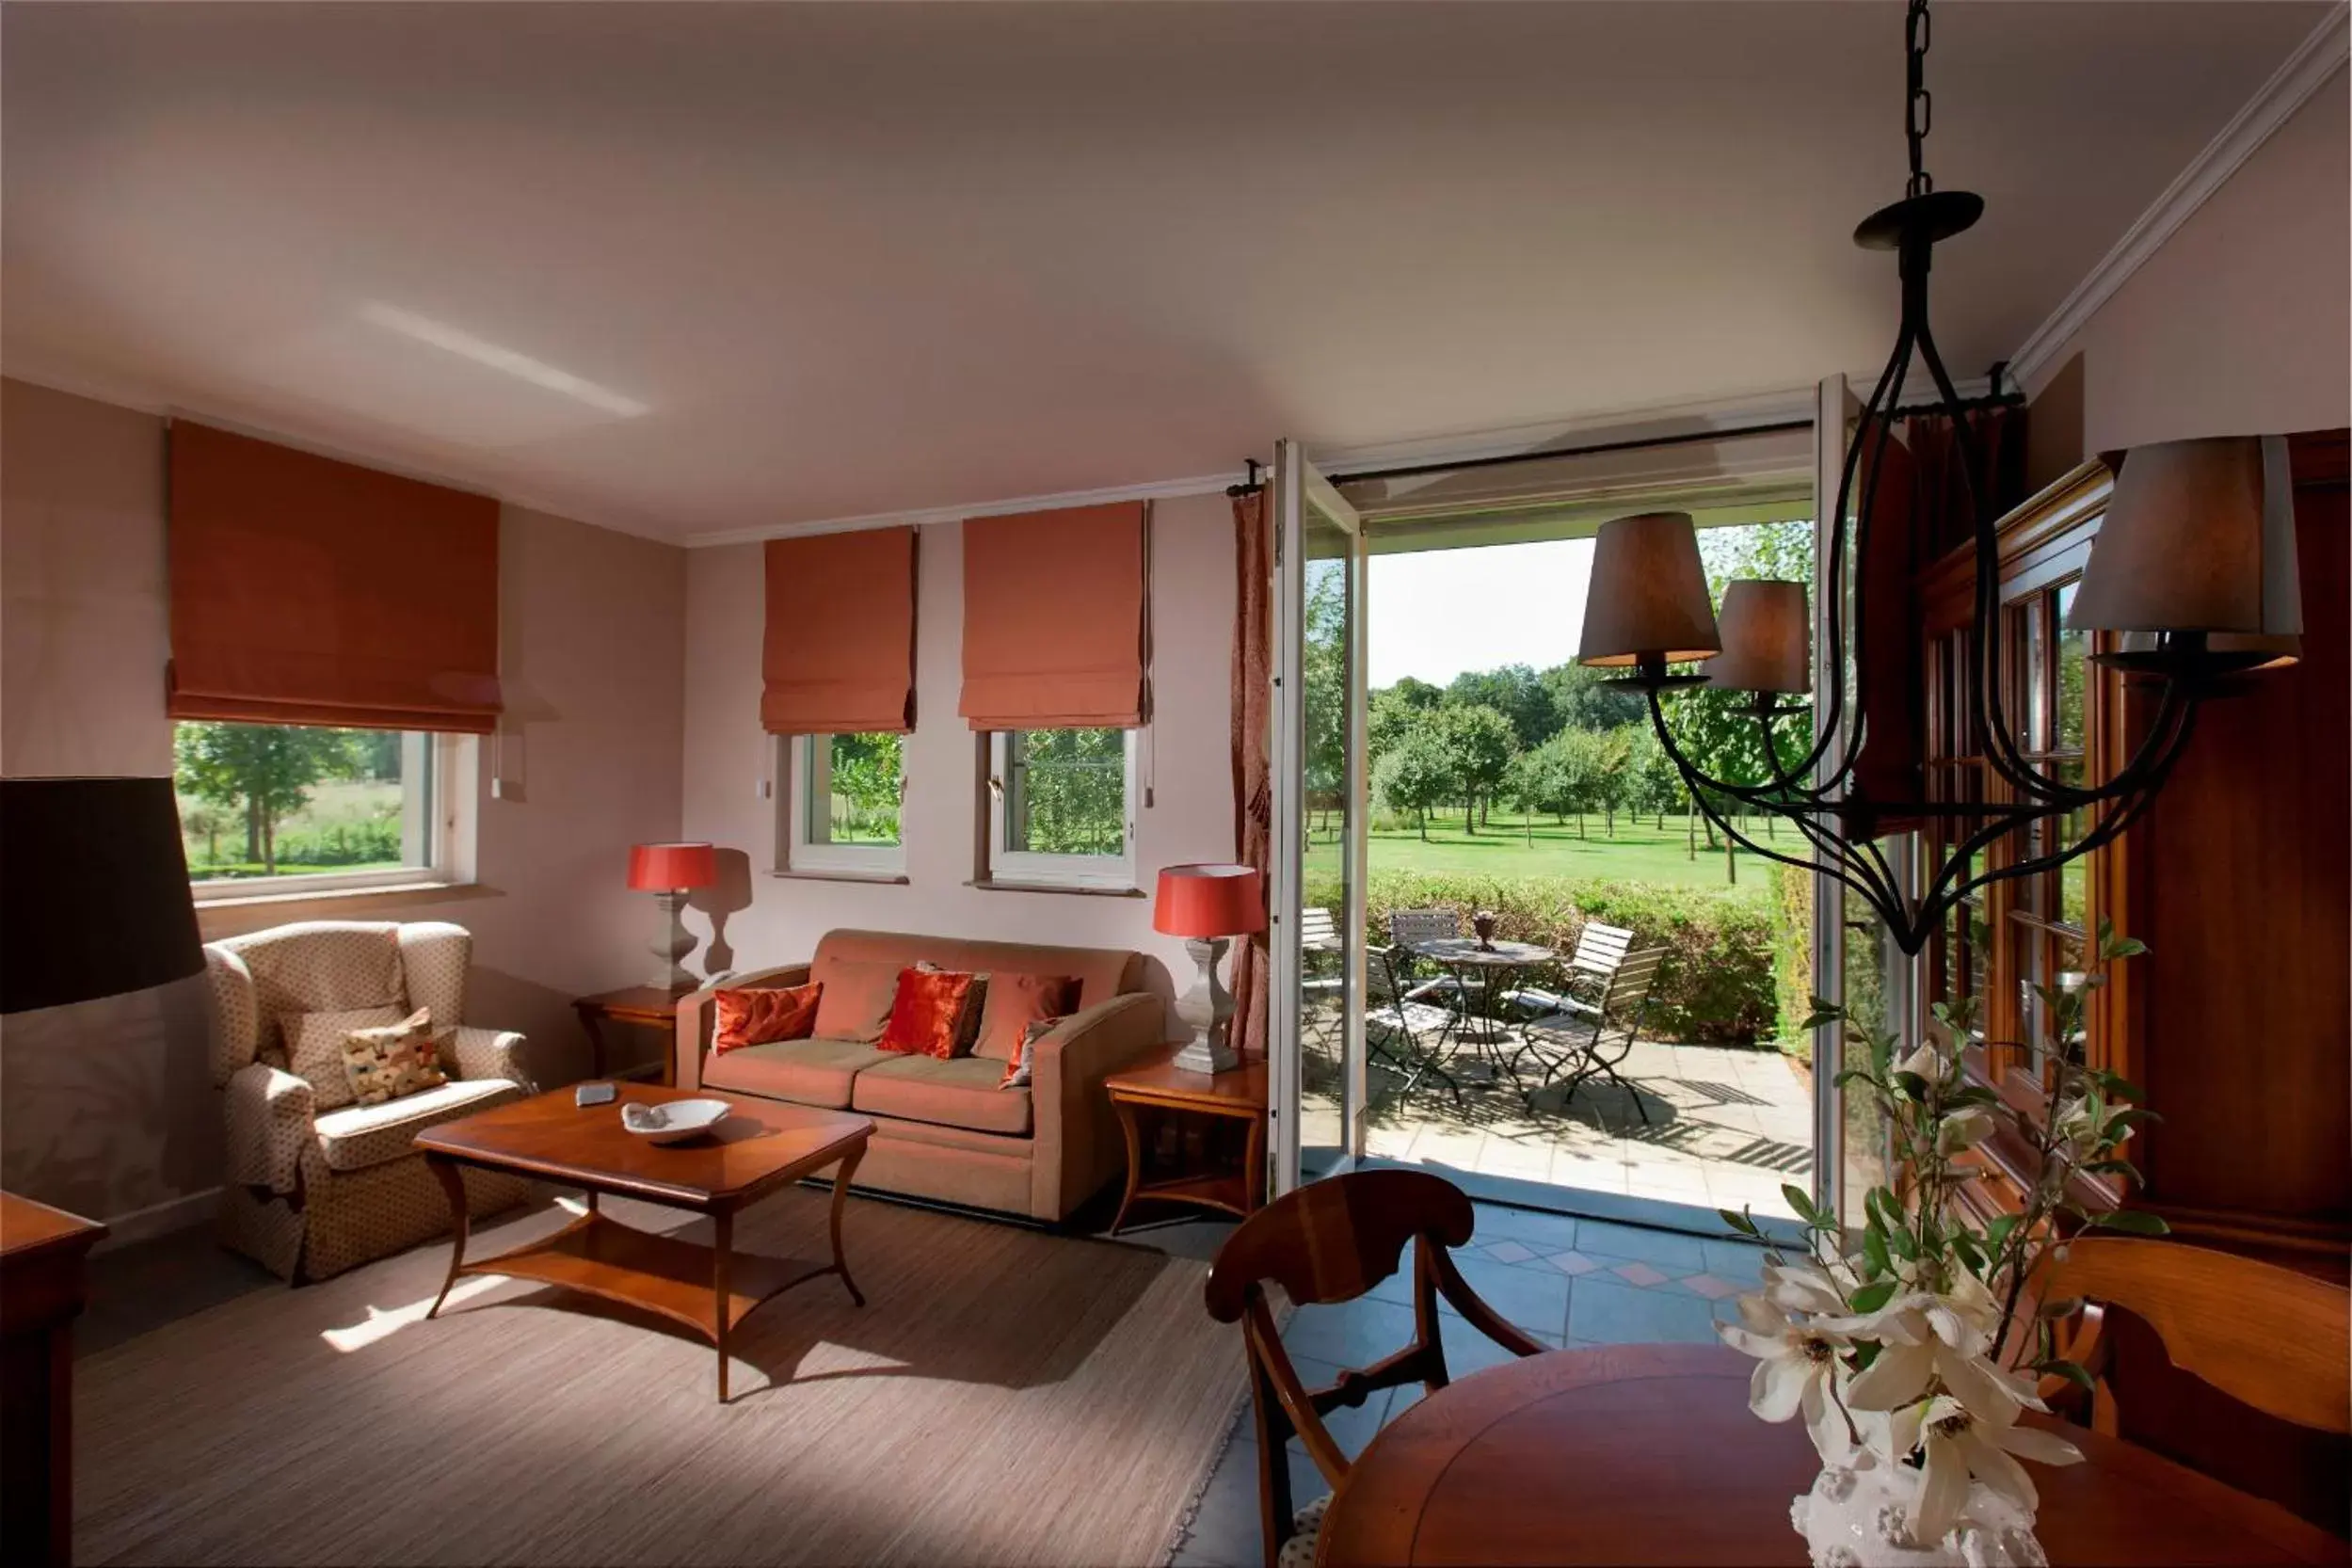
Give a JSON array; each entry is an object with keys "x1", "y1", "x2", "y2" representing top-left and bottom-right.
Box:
[
  {"x1": 1984, "y1": 1214, "x2": 2020, "y2": 1255},
  {"x1": 2080, "y1": 1158, "x2": 2144, "y2": 1184},
  {"x1": 2088, "y1": 1208, "x2": 2170, "y2": 1236},
  {"x1": 1719, "y1": 1208, "x2": 1761, "y2": 1238},
  {"x1": 2035, "y1": 1294, "x2": 2086, "y2": 1320},
  {"x1": 1891, "y1": 1071, "x2": 1930, "y2": 1102},
  {"x1": 2033, "y1": 1357, "x2": 2097, "y2": 1390},
  {"x1": 1783, "y1": 1184, "x2": 1822, "y2": 1225},
  {"x1": 1862, "y1": 1225, "x2": 1891, "y2": 1279},
  {"x1": 1885, "y1": 1224, "x2": 1919, "y2": 1261},
  {"x1": 1848, "y1": 1278, "x2": 1899, "y2": 1314}
]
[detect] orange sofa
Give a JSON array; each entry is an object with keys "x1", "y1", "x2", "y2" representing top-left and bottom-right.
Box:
[{"x1": 677, "y1": 929, "x2": 1168, "y2": 1224}]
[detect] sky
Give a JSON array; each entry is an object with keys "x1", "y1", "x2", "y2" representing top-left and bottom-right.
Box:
[{"x1": 1367, "y1": 538, "x2": 1594, "y2": 689}]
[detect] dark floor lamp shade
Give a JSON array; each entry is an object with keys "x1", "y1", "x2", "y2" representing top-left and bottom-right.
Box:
[{"x1": 1, "y1": 777, "x2": 204, "y2": 1014}]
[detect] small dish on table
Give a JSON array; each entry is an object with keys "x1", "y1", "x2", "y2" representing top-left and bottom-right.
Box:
[{"x1": 620, "y1": 1096, "x2": 730, "y2": 1144}]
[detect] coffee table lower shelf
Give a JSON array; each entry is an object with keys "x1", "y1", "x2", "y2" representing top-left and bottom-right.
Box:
[{"x1": 454, "y1": 1209, "x2": 850, "y2": 1342}]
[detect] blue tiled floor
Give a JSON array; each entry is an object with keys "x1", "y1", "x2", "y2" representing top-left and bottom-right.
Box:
[{"x1": 1165, "y1": 1200, "x2": 1763, "y2": 1568}]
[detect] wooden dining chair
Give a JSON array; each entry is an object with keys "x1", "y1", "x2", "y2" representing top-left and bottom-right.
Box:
[
  {"x1": 2035, "y1": 1237, "x2": 2351, "y2": 1437},
  {"x1": 1204, "y1": 1169, "x2": 1547, "y2": 1568}
]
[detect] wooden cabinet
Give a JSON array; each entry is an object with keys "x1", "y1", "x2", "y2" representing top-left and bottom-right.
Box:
[
  {"x1": 1, "y1": 1192, "x2": 106, "y2": 1567},
  {"x1": 1914, "y1": 432, "x2": 2350, "y2": 1527}
]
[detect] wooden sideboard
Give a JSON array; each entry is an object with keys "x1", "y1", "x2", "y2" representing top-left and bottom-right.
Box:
[{"x1": 2, "y1": 1192, "x2": 106, "y2": 1567}]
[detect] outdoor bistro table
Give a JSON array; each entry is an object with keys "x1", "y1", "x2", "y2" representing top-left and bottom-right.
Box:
[{"x1": 1407, "y1": 936, "x2": 1558, "y2": 1082}]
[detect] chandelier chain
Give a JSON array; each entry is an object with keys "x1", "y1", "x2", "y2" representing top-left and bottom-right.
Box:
[{"x1": 1905, "y1": 0, "x2": 1934, "y2": 198}]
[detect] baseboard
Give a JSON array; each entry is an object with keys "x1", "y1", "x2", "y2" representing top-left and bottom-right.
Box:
[{"x1": 90, "y1": 1187, "x2": 220, "y2": 1255}]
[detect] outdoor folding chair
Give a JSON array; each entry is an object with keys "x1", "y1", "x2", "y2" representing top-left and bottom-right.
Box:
[
  {"x1": 1502, "y1": 920, "x2": 1633, "y2": 1020},
  {"x1": 1368, "y1": 943, "x2": 1463, "y2": 1107},
  {"x1": 1515, "y1": 945, "x2": 1668, "y2": 1123},
  {"x1": 1300, "y1": 905, "x2": 1345, "y2": 1056}
]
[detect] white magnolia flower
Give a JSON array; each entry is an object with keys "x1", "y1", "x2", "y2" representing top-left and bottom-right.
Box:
[
  {"x1": 1762, "y1": 1258, "x2": 1851, "y2": 1316},
  {"x1": 1842, "y1": 1276, "x2": 2039, "y2": 1424},
  {"x1": 1936, "y1": 1106, "x2": 1996, "y2": 1156},
  {"x1": 1896, "y1": 1041, "x2": 1945, "y2": 1079},
  {"x1": 1716, "y1": 1294, "x2": 1859, "y2": 1463},
  {"x1": 1888, "y1": 1393, "x2": 2083, "y2": 1545}
]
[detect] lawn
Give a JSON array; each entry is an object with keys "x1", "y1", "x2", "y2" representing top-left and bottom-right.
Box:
[{"x1": 1309, "y1": 811, "x2": 1784, "y2": 895}]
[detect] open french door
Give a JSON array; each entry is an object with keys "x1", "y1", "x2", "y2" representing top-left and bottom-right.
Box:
[
  {"x1": 1812, "y1": 374, "x2": 1915, "y2": 1228},
  {"x1": 1267, "y1": 439, "x2": 1369, "y2": 1198}
]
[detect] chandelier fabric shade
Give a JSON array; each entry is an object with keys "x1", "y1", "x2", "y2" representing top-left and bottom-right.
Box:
[
  {"x1": 1707, "y1": 580, "x2": 1812, "y2": 695},
  {"x1": 1576, "y1": 511, "x2": 1720, "y2": 667},
  {"x1": 2070, "y1": 436, "x2": 2301, "y2": 637}
]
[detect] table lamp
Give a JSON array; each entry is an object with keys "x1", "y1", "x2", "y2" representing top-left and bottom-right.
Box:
[
  {"x1": 1153, "y1": 863, "x2": 1266, "y2": 1075},
  {"x1": 627, "y1": 841, "x2": 717, "y2": 993}
]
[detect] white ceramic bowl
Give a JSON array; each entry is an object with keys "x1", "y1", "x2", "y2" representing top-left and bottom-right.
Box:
[{"x1": 619, "y1": 1097, "x2": 730, "y2": 1144}]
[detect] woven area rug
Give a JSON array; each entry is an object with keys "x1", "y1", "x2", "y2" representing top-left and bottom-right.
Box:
[{"x1": 76, "y1": 1192, "x2": 1244, "y2": 1566}]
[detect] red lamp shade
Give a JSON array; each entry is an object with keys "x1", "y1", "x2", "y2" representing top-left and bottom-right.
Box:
[
  {"x1": 628, "y1": 841, "x2": 716, "y2": 892},
  {"x1": 1152, "y1": 864, "x2": 1267, "y2": 939}
]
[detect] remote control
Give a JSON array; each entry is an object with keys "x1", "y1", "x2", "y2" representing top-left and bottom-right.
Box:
[{"x1": 575, "y1": 1081, "x2": 616, "y2": 1108}]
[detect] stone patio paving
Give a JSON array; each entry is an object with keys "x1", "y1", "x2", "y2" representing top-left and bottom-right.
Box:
[{"x1": 1350, "y1": 1021, "x2": 1814, "y2": 1223}]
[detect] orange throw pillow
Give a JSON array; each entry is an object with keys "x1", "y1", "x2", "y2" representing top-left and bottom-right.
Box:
[
  {"x1": 713, "y1": 984, "x2": 822, "y2": 1055},
  {"x1": 975, "y1": 973, "x2": 1081, "y2": 1062},
  {"x1": 879, "y1": 967, "x2": 980, "y2": 1059}
]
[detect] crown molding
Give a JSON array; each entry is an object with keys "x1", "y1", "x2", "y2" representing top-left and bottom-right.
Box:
[
  {"x1": 681, "y1": 468, "x2": 1247, "y2": 549},
  {"x1": 0, "y1": 361, "x2": 689, "y2": 548},
  {"x1": 2008, "y1": 5, "x2": 2350, "y2": 391}
]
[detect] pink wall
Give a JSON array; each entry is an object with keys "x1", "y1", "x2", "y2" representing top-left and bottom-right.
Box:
[
  {"x1": 2026, "y1": 81, "x2": 2350, "y2": 453},
  {"x1": 680, "y1": 491, "x2": 1240, "y2": 1032},
  {"x1": 0, "y1": 377, "x2": 689, "y2": 1229}
]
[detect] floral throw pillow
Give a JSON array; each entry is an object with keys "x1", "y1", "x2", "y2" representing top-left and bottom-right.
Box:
[
  {"x1": 338, "y1": 1007, "x2": 448, "y2": 1107},
  {"x1": 713, "y1": 984, "x2": 823, "y2": 1054},
  {"x1": 1000, "y1": 1015, "x2": 1066, "y2": 1090},
  {"x1": 281, "y1": 1004, "x2": 406, "y2": 1111}
]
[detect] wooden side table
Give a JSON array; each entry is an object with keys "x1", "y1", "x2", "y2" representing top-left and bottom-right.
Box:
[
  {"x1": 1104, "y1": 1048, "x2": 1268, "y2": 1235},
  {"x1": 572, "y1": 985, "x2": 690, "y2": 1086},
  {"x1": 2, "y1": 1191, "x2": 106, "y2": 1567}
]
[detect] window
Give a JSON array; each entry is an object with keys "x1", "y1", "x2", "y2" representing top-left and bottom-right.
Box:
[
  {"x1": 784, "y1": 732, "x2": 905, "y2": 876},
  {"x1": 986, "y1": 728, "x2": 1137, "y2": 889},
  {"x1": 172, "y1": 720, "x2": 470, "y2": 896}
]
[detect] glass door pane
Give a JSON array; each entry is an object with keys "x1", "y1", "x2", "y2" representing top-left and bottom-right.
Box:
[{"x1": 1270, "y1": 439, "x2": 1368, "y2": 1196}]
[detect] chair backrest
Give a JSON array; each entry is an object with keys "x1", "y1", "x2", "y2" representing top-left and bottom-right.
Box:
[
  {"x1": 1568, "y1": 920, "x2": 1636, "y2": 981},
  {"x1": 1205, "y1": 1171, "x2": 1540, "y2": 1568},
  {"x1": 1206, "y1": 1168, "x2": 1475, "y2": 1321},
  {"x1": 1597, "y1": 946, "x2": 1668, "y2": 1027},
  {"x1": 2037, "y1": 1237, "x2": 2350, "y2": 1435},
  {"x1": 1387, "y1": 907, "x2": 1458, "y2": 947},
  {"x1": 1301, "y1": 906, "x2": 1339, "y2": 951}
]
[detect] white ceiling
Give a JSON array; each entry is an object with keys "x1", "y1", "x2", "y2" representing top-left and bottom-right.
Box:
[{"x1": 1, "y1": 2, "x2": 2329, "y2": 544}]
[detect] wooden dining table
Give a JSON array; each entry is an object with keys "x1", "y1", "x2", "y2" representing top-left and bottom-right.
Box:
[{"x1": 1317, "y1": 1343, "x2": 2347, "y2": 1567}]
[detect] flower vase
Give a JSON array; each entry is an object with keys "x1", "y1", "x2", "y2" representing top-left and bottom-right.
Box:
[{"x1": 1793, "y1": 1463, "x2": 2046, "y2": 1568}]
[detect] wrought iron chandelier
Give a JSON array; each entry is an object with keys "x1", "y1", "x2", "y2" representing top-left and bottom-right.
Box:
[{"x1": 1576, "y1": 0, "x2": 2304, "y2": 957}]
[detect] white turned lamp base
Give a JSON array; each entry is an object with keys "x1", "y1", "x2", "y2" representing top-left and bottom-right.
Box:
[
  {"x1": 1171, "y1": 936, "x2": 1240, "y2": 1075},
  {"x1": 648, "y1": 888, "x2": 701, "y2": 993}
]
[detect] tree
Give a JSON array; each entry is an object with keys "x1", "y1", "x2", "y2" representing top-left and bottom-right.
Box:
[
  {"x1": 173, "y1": 722, "x2": 360, "y2": 874},
  {"x1": 1010, "y1": 728, "x2": 1127, "y2": 855},
  {"x1": 1540, "y1": 661, "x2": 1644, "y2": 731},
  {"x1": 826, "y1": 732, "x2": 904, "y2": 841},
  {"x1": 1368, "y1": 687, "x2": 1423, "y2": 771},
  {"x1": 1514, "y1": 726, "x2": 1617, "y2": 837},
  {"x1": 1387, "y1": 675, "x2": 1446, "y2": 712},
  {"x1": 1445, "y1": 664, "x2": 1559, "y2": 750},
  {"x1": 1303, "y1": 566, "x2": 1348, "y2": 836},
  {"x1": 1371, "y1": 727, "x2": 1456, "y2": 840},
  {"x1": 1440, "y1": 704, "x2": 1518, "y2": 833}
]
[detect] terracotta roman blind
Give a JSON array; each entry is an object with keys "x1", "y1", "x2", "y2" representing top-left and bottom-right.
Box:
[
  {"x1": 761, "y1": 526, "x2": 918, "y2": 734},
  {"x1": 959, "y1": 502, "x2": 1148, "y2": 730},
  {"x1": 167, "y1": 423, "x2": 503, "y2": 732}
]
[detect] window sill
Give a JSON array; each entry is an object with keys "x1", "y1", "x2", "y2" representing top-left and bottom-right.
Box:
[
  {"x1": 771, "y1": 868, "x2": 911, "y2": 887},
  {"x1": 195, "y1": 880, "x2": 501, "y2": 939},
  {"x1": 967, "y1": 878, "x2": 1144, "y2": 899}
]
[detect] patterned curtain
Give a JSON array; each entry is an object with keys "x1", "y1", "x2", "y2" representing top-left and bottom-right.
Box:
[{"x1": 1228, "y1": 485, "x2": 1273, "y2": 1060}]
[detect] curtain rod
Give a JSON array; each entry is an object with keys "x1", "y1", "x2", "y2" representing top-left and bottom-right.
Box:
[{"x1": 1324, "y1": 418, "x2": 1813, "y2": 488}]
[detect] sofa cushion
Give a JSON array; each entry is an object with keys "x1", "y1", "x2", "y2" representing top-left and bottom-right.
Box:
[
  {"x1": 853, "y1": 1053, "x2": 1033, "y2": 1137},
  {"x1": 811, "y1": 930, "x2": 1139, "y2": 1022},
  {"x1": 879, "y1": 966, "x2": 981, "y2": 1059},
  {"x1": 704, "y1": 1037, "x2": 897, "y2": 1109},
  {"x1": 974, "y1": 972, "x2": 1080, "y2": 1062},
  {"x1": 808, "y1": 956, "x2": 901, "y2": 1044},
  {"x1": 312, "y1": 1078, "x2": 521, "y2": 1172},
  {"x1": 339, "y1": 1007, "x2": 449, "y2": 1106}
]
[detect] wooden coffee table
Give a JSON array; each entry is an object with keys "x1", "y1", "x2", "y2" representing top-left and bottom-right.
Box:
[{"x1": 414, "y1": 1084, "x2": 872, "y2": 1401}]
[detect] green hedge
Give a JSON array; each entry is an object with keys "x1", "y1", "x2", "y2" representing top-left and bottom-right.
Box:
[
  {"x1": 1306, "y1": 867, "x2": 1781, "y2": 1046},
  {"x1": 1769, "y1": 862, "x2": 1813, "y2": 1061}
]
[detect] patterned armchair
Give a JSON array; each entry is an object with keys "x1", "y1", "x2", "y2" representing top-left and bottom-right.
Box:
[{"x1": 209, "y1": 920, "x2": 538, "y2": 1282}]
